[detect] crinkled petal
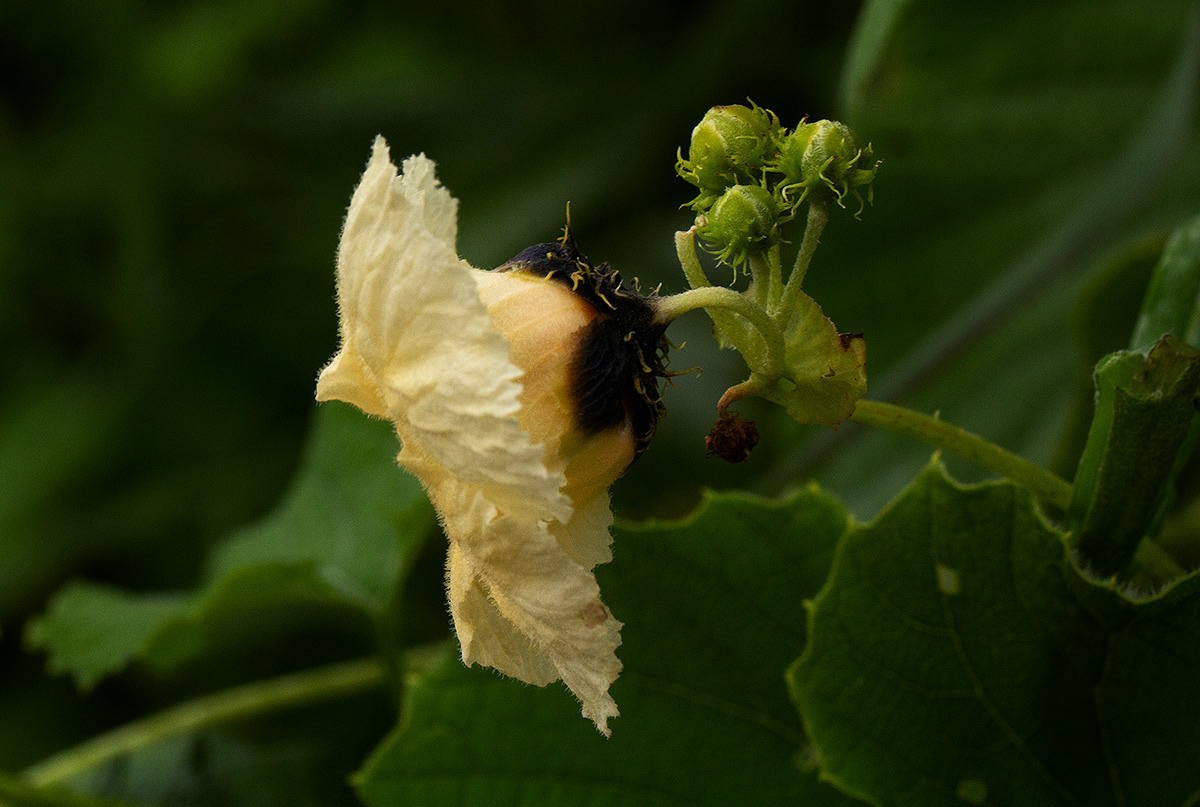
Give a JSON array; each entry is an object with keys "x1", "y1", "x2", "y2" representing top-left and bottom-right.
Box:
[
  {"x1": 550, "y1": 490, "x2": 615, "y2": 570},
  {"x1": 446, "y1": 541, "x2": 560, "y2": 686},
  {"x1": 315, "y1": 349, "x2": 387, "y2": 418},
  {"x1": 317, "y1": 138, "x2": 628, "y2": 735},
  {"x1": 439, "y1": 482, "x2": 622, "y2": 735},
  {"x1": 316, "y1": 137, "x2": 570, "y2": 524}
]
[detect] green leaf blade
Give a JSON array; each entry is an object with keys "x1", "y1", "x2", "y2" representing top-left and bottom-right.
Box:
[
  {"x1": 1095, "y1": 576, "x2": 1200, "y2": 807},
  {"x1": 1130, "y1": 213, "x2": 1200, "y2": 352},
  {"x1": 356, "y1": 487, "x2": 862, "y2": 807},
  {"x1": 0, "y1": 772, "x2": 144, "y2": 807},
  {"x1": 791, "y1": 459, "x2": 1200, "y2": 806},
  {"x1": 24, "y1": 586, "x2": 192, "y2": 690},
  {"x1": 791, "y1": 462, "x2": 1115, "y2": 806},
  {"x1": 205, "y1": 400, "x2": 434, "y2": 613},
  {"x1": 25, "y1": 402, "x2": 435, "y2": 688}
]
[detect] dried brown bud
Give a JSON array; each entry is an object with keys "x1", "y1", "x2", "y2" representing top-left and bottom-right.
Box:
[{"x1": 705, "y1": 410, "x2": 760, "y2": 463}]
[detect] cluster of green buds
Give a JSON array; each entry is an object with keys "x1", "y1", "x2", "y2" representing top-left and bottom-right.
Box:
[
  {"x1": 658, "y1": 104, "x2": 880, "y2": 461},
  {"x1": 676, "y1": 103, "x2": 879, "y2": 269}
]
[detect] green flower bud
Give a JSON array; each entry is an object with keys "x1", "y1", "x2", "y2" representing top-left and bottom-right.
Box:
[
  {"x1": 676, "y1": 103, "x2": 780, "y2": 211},
  {"x1": 696, "y1": 183, "x2": 781, "y2": 266},
  {"x1": 771, "y1": 119, "x2": 879, "y2": 211}
]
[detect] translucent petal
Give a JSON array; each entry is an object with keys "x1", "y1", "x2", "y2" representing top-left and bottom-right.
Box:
[
  {"x1": 550, "y1": 490, "x2": 615, "y2": 570},
  {"x1": 447, "y1": 541, "x2": 560, "y2": 686},
  {"x1": 317, "y1": 138, "x2": 569, "y2": 523},
  {"x1": 439, "y1": 482, "x2": 622, "y2": 736},
  {"x1": 317, "y1": 139, "x2": 631, "y2": 735}
]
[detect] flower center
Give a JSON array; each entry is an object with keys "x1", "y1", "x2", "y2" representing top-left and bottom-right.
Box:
[{"x1": 473, "y1": 270, "x2": 637, "y2": 506}]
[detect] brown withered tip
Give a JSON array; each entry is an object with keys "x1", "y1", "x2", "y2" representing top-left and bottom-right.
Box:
[
  {"x1": 838, "y1": 332, "x2": 865, "y2": 349},
  {"x1": 705, "y1": 411, "x2": 760, "y2": 463}
]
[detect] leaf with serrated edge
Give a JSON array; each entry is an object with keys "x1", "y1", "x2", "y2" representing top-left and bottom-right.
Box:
[
  {"x1": 790, "y1": 459, "x2": 1200, "y2": 806},
  {"x1": 355, "y1": 487, "x2": 864, "y2": 807}
]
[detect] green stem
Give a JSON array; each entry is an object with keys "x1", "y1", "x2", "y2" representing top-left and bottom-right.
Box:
[
  {"x1": 744, "y1": 246, "x2": 784, "y2": 312},
  {"x1": 717, "y1": 376, "x2": 769, "y2": 414},
  {"x1": 776, "y1": 202, "x2": 829, "y2": 319},
  {"x1": 850, "y1": 399, "x2": 1075, "y2": 510},
  {"x1": 747, "y1": 252, "x2": 770, "y2": 309},
  {"x1": 675, "y1": 228, "x2": 713, "y2": 290},
  {"x1": 766, "y1": 244, "x2": 784, "y2": 312},
  {"x1": 23, "y1": 657, "x2": 391, "y2": 788},
  {"x1": 655, "y1": 285, "x2": 786, "y2": 378}
]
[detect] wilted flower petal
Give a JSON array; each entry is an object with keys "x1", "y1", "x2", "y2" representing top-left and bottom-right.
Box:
[{"x1": 317, "y1": 137, "x2": 664, "y2": 734}]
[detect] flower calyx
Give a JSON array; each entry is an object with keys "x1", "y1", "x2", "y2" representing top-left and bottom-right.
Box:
[{"x1": 498, "y1": 226, "x2": 671, "y2": 459}]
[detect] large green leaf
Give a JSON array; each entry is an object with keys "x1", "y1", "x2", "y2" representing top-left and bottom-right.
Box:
[
  {"x1": 25, "y1": 402, "x2": 435, "y2": 688},
  {"x1": 790, "y1": 460, "x2": 1200, "y2": 806},
  {"x1": 355, "y1": 488, "x2": 862, "y2": 806}
]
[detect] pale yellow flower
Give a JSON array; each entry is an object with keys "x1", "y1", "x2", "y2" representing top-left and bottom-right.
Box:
[{"x1": 317, "y1": 137, "x2": 666, "y2": 734}]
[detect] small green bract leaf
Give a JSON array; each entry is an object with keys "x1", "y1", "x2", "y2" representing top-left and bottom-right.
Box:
[{"x1": 765, "y1": 290, "x2": 867, "y2": 428}]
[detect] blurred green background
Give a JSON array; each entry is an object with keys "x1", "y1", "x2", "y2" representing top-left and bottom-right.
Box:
[
  {"x1": 3, "y1": 0, "x2": 1199, "y2": 799},
  {"x1": 0, "y1": 0, "x2": 860, "y2": 780},
  {"x1": 0, "y1": 0, "x2": 859, "y2": 608}
]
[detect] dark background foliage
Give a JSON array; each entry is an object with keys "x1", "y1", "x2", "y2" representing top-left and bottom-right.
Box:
[
  {"x1": 0, "y1": 0, "x2": 859, "y2": 602},
  {"x1": 4, "y1": 0, "x2": 1200, "y2": 801},
  {"x1": 0, "y1": 0, "x2": 859, "y2": 777}
]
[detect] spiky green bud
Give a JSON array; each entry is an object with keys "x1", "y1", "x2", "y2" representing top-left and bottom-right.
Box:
[
  {"x1": 676, "y1": 104, "x2": 780, "y2": 211},
  {"x1": 771, "y1": 119, "x2": 878, "y2": 211},
  {"x1": 696, "y1": 184, "x2": 781, "y2": 267}
]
